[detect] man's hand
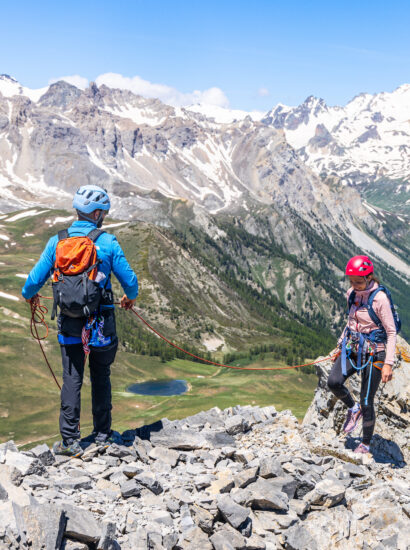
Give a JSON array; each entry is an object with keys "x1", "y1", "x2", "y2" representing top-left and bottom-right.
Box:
[
  {"x1": 120, "y1": 294, "x2": 136, "y2": 310},
  {"x1": 381, "y1": 363, "x2": 393, "y2": 383}
]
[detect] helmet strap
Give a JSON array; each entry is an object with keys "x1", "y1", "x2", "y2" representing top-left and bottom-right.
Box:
[
  {"x1": 96, "y1": 212, "x2": 104, "y2": 228},
  {"x1": 76, "y1": 210, "x2": 99, "y2": 226}
]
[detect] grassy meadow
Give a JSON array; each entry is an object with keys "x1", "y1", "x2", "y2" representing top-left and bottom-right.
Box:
[{"x1": 0, "y1": 209, "x2": 318, "y2": 448}]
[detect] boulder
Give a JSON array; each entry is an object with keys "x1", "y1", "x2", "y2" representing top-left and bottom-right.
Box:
[
  {"x1": 5, "y1": 452, "x2": 45, "y2": 477},
  {"x1": 13, "y1": 502, "x2": 65, "y2": 550},
  {"x1": 217, "y1": 495, "x2": 250, "y2": 530},
  {"x1": 28, "y1": 443, "x2": 55, "y2": 466},
  {"x1": 63, "y1": 504, "x2": 101, "y2": 544},
  {"x1": 303, "y1": 478, "x2": 345, "y2": 508}
]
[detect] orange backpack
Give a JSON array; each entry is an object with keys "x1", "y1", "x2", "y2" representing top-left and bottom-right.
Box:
[{"x1": 51, "y1": 229, "x2": 104, "y2": 319}]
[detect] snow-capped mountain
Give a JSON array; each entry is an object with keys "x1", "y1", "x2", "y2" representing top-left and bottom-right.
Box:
[
  {"x1": 263, "y1": 85, "x2": 410, "y2": 189},
  {"x1": 0, "y1": 74, "x2": 358, "y2": 229}
]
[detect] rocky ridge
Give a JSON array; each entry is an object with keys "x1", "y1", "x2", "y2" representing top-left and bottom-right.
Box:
[{"x1": 0, "y1": 341, "x2": 409, "y2": 549}]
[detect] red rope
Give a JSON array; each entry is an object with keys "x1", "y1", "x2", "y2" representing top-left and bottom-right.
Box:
[
  {"x1": 123, "y1": 304, "x2": 330, "y2": 371},
  {"x1": 32, "y1": 296, "x2": 330, "y2": 373},
  {"x1": 29, "y1": 296, "x2": 61, "y2": 390}
]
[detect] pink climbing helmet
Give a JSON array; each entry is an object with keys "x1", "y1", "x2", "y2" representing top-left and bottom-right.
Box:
[{"x1": 345, "y1": 255, "x2": 374, "y2": 277}]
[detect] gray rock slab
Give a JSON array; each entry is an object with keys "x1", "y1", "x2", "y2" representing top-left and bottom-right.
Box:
[
  {"x1": 22, "y1": 474, "x2": 51, "y2": 489},
  {"x1": 149, "y1": 446, "x2": 180, "y2": 467},
  {"x1": 106, "y1": 444, "x2": 136, "y2": 458},
  {"x1": 234, "y1": 467, "x2": 259, "y2": 489},
  {"x1": 151, "y1": 429, "x2": 208, "y2": 450},
  {"x1": 303, "y1": 478, "x2": 345, "y2": 508},
  {"x1": 259, "y1": 458, "x2": 284, "y2": 479},
  {"x1": 0, "y1": 482, "x2": 8, "y2": 501},
  {"x1": 245, "y1": 533, "x2": 266, "y2": 549},
  {"x1": 189, "y1": 503, "x2": 214, "y2": 534},
  {"x1": 195, "y1": 474, "x2": 215, "y2": 491},
  {"x1": 209, "y1": 470, "x2": 235, "y2": 495},
  {"x1": 217, "y1": 495, "x2": 250, "y2": 529},
  {"x1": 204, "y1": 431, "x2": 236, "y2": 449},
  {"x1": 0, "y1": 441, "x2": 18, "y2": 463},
  {"x1": 13, "y1": 502, "x2": 65, "y2": 550},
  {"x1": 61, "y1": 539, "x2": 89, "y2": 550},
  {"x1": 63, "y1": 503, "x2": 101, "y2": 544},
  {"x1": 260, "y1": 476, "x2": 297, "y2": 499},
  {"x1": 134, "y1": 471, "x2": 163, "y2": 495},
  {"x1": 122, "y1": 462, "x2": 145, "y2": 478},
  {"x1": 225, "y1": 415, "x2": 247, "y2": 435},
  {"x1": 5, "y1": 451, "x2": 45, "y2": 477},
  {"x1": 120, "y1": 479, "x2": 142, "y2": 499},
  {"x1": 97, "y1": 520, "x2": 119, "y2": 550},
  {"x1": 55, "y1": 476, "x2": 92, "y2": 490},
  {"x1": 28, "y1": 443, "x2": 55, "y2": 466},
  {"x1": 282, "y1": 523, "x2": 318, "y2": 550},
  {"x1": 150, "y1": 509, "x2": 173, "y2": 527},
  {"x1": 177, "y1": 526, "x2": 213, "y2": 549},
  {"x1": 209, "y1": 531, "x2": 237, "y2": 550},
  {"x1": 239, "y1": 485, "x2": 289, "y2": 512}
]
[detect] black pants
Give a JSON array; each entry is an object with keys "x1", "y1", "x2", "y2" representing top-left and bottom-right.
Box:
[
  {"x1": 327, "y1": 351, "x2": 384, "y2": 445},
  {"x1": 59, "y1": 339, "x2": 118, "y2": 443}
]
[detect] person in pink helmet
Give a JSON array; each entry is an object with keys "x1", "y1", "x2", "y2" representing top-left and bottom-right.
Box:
[{"x1": 327, "y1": 255, "x2": 399, "y2": 454}]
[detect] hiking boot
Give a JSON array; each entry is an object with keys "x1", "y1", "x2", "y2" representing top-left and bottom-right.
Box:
[
  {"x1": 343, "y1": 407, "x2": 363, "y2": 433},
  {"x1": 53, "y1": 439, "x2": 83, "y2": 457},
  {"x1": 354, "y1": 443, "x2": 370, "y2": 454},
  {"x1": 94, "y1": 431, "x2": 122, "y2": 448}
]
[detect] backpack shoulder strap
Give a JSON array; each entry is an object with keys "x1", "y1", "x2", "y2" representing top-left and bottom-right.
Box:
[
  {"x1": 87, "y1": 229, "x2": 105, "y2": 242},
  {"x1": 367, "y1": 287, "x2": 384, "y2": 329},
  {"x1": 57, "y1": 229, "x2": 69, "y2": 241}
]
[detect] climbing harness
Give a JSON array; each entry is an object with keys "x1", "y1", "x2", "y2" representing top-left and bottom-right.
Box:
[{"x1": 341, "y1": 329, "x2": 384, "y2": 406}]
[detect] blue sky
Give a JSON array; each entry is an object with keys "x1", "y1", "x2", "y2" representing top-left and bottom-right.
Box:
[{"x1": 1, "y1": 0, "x2": 410, "y2": 110}]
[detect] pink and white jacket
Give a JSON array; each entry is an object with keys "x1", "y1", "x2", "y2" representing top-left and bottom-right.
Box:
[{"x1": 338, "y1": 281, "x2": 397, "y2": 365}]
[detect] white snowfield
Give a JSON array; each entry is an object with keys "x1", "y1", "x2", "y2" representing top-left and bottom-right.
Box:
[
  {"x1": 5, "y1": 209, "x2": 49, "y2": 222},
  {"x1": 347, "y1": 223, "x2": 410, "y2": 278},
  {"x1": 0, "y1": 291, "x2": 19, "y2": 302},
  {"x1": 44, "y1": 216, "x2": 75, "y2": 226},
  {"x1": 0, "y1": 234, "x2": 10, "y2": 241},
  {"x1": 102, "y1": 221, "x2": 129, "y2": 229}
]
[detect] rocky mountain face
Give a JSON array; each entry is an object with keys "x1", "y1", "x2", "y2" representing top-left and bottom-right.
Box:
[
  {"x1": 0, "y1": 339, "x2": 409, "y2": 549},
  {"x1": 0, "y1": 74, "x2": 409, "y2": 337},
  {"x1": 0, "y1": 74, "x2": 362, "y2": 227},
  {"x1": 262, "y1": 86, "x2": 410, "y2": 216}
]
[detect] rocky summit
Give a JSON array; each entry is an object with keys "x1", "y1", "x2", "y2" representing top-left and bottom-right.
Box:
[{"x1": 0, "y1": 343, "x2": 409, "y2": 549}]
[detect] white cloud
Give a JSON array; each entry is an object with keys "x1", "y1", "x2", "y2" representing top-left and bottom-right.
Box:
[
  {"x1": 258, "y1": 87, "x2": 270, "y2": 97},
  {"x1": 95, "y1": 72, "x2": 230, "y2": 108},
  {"x1": 49, "y1": 75, "x2": 89, "y2": 90}
]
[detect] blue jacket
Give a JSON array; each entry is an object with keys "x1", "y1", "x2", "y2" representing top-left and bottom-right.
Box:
[{"x1": 22, "y1": 220, "x2": 139, "y2": 303}]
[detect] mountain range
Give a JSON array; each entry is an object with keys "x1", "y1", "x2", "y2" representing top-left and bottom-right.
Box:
[{"x1": 0, "y1": 74, "x2": 409, "y2": 344}]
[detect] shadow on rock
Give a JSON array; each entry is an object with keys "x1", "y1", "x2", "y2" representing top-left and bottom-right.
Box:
[{"x1": 344, "y1": 434, "x2": 406, "y2": 467}]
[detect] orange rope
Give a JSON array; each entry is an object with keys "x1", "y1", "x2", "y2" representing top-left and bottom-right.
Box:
[
  {"x1": 123, "y1": 304, "x2": 331, "y2": 371},
  {"x1": 32, "y1": 296, "x2": 330, "y2": 372},
  {"x1": 29, "y1": 296, "x2": 61, "y2": 390}
]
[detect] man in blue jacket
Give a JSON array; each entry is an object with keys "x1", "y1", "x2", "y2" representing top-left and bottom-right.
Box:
[{"x1": 22, "y1": 185, "x2": 139, "y2": 457}]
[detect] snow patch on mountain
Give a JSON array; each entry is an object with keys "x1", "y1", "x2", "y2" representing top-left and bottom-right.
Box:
[
  {"x1": 263, "y1": 85, "x2": 410, "y2": 187},
  {"x1": 186, "y1": 103, "x2": 264, "y2": 123},
  {"x1": 0, "y1": 74, "x2": 48, "y2": 103}
]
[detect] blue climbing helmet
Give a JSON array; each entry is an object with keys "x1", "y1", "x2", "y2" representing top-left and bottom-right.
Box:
[{"x1": 73, "y1": 185, "x2": 110, "y2": 214}]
